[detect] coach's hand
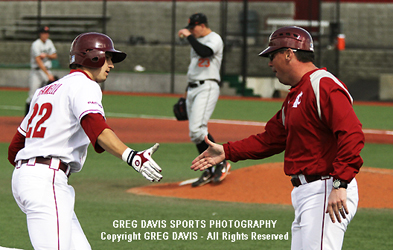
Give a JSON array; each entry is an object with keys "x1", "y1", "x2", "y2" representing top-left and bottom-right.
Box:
[
  {"x1": 191, "y1": 136, "x2": 226, "y2": 171},
  {"x1": 326, "y1": 188, "x2": 348, "y2": 223},
  {"x1": 123, "y1": 144, "x2": 162, "y2": 182}
]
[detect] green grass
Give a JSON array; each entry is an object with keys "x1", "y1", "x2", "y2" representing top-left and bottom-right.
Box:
[
  {"x1": 0, "y1": 89, "x2": 392, "y2": 249},
  {"x1": 2, "y1": 89, "x2": 393, "y2": 130},
  {"x1": 1, "y1": 143, "x2": 392, "y2": 250}
]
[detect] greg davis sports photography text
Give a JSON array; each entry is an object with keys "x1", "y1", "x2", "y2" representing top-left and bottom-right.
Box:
[{"x1": 100, "y1": 219, "x2": 289, "y2": 243}]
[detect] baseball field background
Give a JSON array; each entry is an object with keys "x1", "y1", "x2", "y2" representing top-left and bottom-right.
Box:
[{"x1": 0, "y1": 88, "x2": 392, "y2": 250}]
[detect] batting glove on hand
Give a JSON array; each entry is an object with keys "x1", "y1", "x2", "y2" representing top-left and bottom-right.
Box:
[{"x1": 122, "y1": 143, "x2": 162, "y2": 182}]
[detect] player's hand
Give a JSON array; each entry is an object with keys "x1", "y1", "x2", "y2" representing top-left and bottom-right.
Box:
[
  {"x1": 178, "y1": 29, "x2": 191, "y2": 38},
  {"x1": 125, "y1": 143, "x2": 162, "y2": 182},
  {"x1": 48, "y1": 74, "x2": 55, "y2": 82},
  {"x1": 326, "y1": 188, "x2": 348, "y2": 223},
  {"x1": 191, "y1": 136, "x2": 226, "y2": 171},
  {"x1": 39, "y1": 53, "x2": 47, "y2": 59}
]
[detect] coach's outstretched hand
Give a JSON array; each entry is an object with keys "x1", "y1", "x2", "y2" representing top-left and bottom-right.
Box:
[
  {"x1": 191, "y1": 136, "x2": 226, "y2": 171},
  {"x1": 123, "y1": 143, "x2": 162, "y2": 182}
]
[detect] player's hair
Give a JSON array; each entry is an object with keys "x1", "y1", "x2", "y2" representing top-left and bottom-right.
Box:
[
  {"x1": 69, "y1": 64, "x2": 81, "y2": 69},
  {"x1": 294, "y1": 50, "x2": 315, "y2": 63}
]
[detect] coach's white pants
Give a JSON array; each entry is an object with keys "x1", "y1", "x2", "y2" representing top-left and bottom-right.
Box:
[
  {"x1": 186, "y1": 80, "x2": 220, "y2": 144},
  {"x1": 291, "y1": 178, "x2": 358, "y2": 250},
  {"x1": 12, "y1": 163, "x2": 91, "y2": 250}
]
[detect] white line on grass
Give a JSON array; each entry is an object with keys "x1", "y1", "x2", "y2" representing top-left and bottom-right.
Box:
[
  {"x1": 106, "y1": 112, "x2": 267, "y2": 127},
  {"x1": 1, "y1": 106, "x2": 392, "y2": 134},
  {"x1": 0, "y1": 105, "x2": 23, "y2": 111}
]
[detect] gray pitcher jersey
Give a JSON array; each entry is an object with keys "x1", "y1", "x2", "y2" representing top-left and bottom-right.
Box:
[{"x1": 187, "y1": 31, "x2": 223, "y2": 82}]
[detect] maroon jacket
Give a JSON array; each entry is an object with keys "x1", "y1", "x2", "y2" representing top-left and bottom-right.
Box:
[{"x1": 223, "y1": 68, "x2": 364, "y2": 182}]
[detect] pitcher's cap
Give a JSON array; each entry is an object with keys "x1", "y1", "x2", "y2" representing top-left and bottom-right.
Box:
[{"x1": 186, "y1": 13, "x2": 208, "y2": 29}]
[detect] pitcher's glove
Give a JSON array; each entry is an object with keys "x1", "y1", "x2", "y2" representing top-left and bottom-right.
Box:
[
  {"x1": 173, "y1": 97, "x2": 188, "y2": 121},
  {"x1": 122, "y1": 143, "x2": 162, "y2": 182}
]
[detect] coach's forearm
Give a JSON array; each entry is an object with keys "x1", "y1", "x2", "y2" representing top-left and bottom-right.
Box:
[{"x1": 97, "y1": 129, "x2": 128, "y2": 159}]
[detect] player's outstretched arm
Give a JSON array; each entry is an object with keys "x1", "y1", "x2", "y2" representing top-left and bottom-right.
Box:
[
  {"x1": 97, "y1": 129, "x2": 162, "y2": 182},
  {"x1": 191, "y1": 135, "x2": 226, "y2": 171}
]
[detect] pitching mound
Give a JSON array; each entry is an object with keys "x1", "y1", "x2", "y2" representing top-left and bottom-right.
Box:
[{"x1": 128, "y1": 163, "x2": 393, "y2": 209}]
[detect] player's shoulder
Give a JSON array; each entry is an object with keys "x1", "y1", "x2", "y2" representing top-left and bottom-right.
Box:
[
  {"x1": 207, "y1": 31, "x2": 223, "y2": 40},
  {"x1": 203, "y1": 31, "x2": 224, "y2": 48},
  {"x1": 31, "y1": 38, "x2": 41, "y2": 47},
  {"x1": 62, "y1": 72, "x2": 100, "y2": 91},
  {"x1": 308, "y1": 69, "x2": 352, "y2": 101},
  {"x1": 311, "y1": 69, "x2": 347, "y2": 89},
  {"x1": 46, "y1": 38, "x2": 55, "y2": 46}
]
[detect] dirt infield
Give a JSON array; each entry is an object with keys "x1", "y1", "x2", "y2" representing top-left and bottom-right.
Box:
[
  {"x1": 128, "y1": 164, "x2": 393, "y2": 209},
  {"x1": 1, "y1": 116, "x2": 392, "y2": 209}
]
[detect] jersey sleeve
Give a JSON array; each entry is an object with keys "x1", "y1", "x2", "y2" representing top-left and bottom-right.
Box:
[
  {"x1": 71, "y1": 82, "x2": 105, "y2": 122},
  {"x1": 204, "y1": 33, "x2": 223, "y2": 54},
  {"x1": 31, "y1": 41, "x2": 41, "y2": 58},
  {"x1": 8, "y1": 130, "x2": 26, "y2": 166},
  {"x1": 187, "y1": 35, "x2": 214, "y2": 58},
  {"x1": 319, "y1": 79, "x2": 365, "y2": 182},
  {"x1": 48, "y1": 39, "x2": 57, "y2": 54},
  {"x1": 223, "y1": 110, "x2": 287, "y2": 162},
  {"x1": 80, "y1": 113, "x2": 111, "y2": 153}
]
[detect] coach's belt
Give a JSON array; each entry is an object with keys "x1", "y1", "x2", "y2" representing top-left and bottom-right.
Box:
[
  {"x1": 20, "y1": 157, "x2": 71, "y2": 177},
  {"x1": 290, "y1": 174, "x2": 331, "y2": 187}
]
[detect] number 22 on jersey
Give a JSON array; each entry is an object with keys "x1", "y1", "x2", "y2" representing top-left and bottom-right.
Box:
[{"x1": 26, "y1": 103, "x2": 53, "y2": 138}]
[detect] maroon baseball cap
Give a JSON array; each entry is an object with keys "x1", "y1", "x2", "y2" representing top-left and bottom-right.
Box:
[{"x1": 186, "y1": 13, "x2": 208, "y2": 29}]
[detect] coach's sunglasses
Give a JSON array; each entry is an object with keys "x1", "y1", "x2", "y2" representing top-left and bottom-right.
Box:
[{"x1": 269, "y1": 48, "x2": 297, "y2": 61}]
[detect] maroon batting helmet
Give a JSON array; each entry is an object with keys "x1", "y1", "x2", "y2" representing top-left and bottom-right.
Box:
[
  {"x1": 259, "y1": 26, "x2": 314, "y2": 57},
  {"x1": 69, "y1": 32, "x2": 126, "y2": 68}
]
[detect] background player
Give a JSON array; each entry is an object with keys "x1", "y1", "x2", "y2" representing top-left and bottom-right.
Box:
[
  {"x1": 8, "y1": 32, "x2": 162, "y2": 250},
  {"x1": 178, "y1": 13, "x2": 230, "y2": 187},
  {"x1": 26, "y1": 26, "x2": 57, "y2": 115},
  {"x1": 191, "y1": 26, "x2": 364, "y2": 250}
]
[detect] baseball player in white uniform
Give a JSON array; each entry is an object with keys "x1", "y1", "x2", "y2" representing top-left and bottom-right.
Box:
[
  {"x1": 8, "y1": 32, "x2": 162, "y2": 250},
  {"x1": 178, "y1": 13, "x2": 230, "y2": 187},
  {"x1": 26, "y1": 26, "x2": 57, "y2": 115}
]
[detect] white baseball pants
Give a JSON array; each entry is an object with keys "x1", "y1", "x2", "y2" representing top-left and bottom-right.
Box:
[
  {"x1": 186, "y1": 80, "x2": 220, "y2": 144},
  {"x1": 12, "y1": 162, "x2": 91, "y2": 250},
  {"x1": 291, "y1": 177, "x2": 358, "y2": 250}
]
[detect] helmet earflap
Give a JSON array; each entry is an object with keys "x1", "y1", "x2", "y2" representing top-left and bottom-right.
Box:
[{"x1": 80, "y1": 49, "x2": 106, "y2": 68}]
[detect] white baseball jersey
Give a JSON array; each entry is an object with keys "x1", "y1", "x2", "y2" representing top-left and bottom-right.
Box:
[
  {"x1": 187, "y1": 31, "x2": 223, "y2": 82},
  {"x1": 30, "y1": 38, "x2": 57, "y2": 69},
  {"x1": 16, "y1": 71, "x2": 105, "y2": 173}
]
